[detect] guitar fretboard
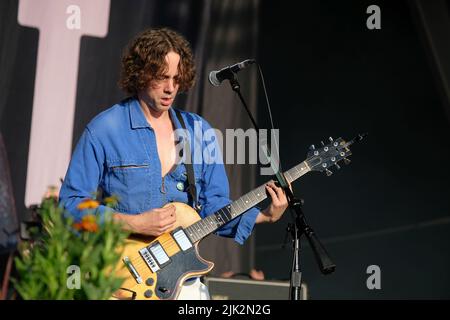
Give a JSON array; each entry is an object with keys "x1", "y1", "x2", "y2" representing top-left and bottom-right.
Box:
[{"x1": 184, "y1": 161, "x2": 311, "y2": 243}]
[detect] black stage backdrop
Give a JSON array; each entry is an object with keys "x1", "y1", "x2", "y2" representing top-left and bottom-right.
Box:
[
  {"x1": 1, "y1": 0, "x2": 450, "y2": 299},
  {"x1": 255, "y1": 0, "x2": 450, "y2": 299}
]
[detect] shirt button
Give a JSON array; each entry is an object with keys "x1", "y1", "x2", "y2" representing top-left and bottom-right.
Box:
[{"x1": 176, "y1": 182, "x2": 184, "y2": 191}]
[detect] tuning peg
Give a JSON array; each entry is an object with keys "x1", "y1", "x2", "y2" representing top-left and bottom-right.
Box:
[
  {"x1": 309, "y1": 144, "x2": 315, "y2": 150},
  {"x1": 335, "y1": 163, "x2": 341, "y2": 170},
  {"x1": 329, "y1": 137, "x2": 333, "y2": 142},
  {"x1": 344, "y1": 158, "x2": 351, "y2": 165},
  {"x1": 325, "y1": 169, "x2": 333, "y2": 176}
]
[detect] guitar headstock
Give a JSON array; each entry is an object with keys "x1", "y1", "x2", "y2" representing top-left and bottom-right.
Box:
[{"x1": 306, "y1": 137, "x2": 353, "y2": 176}]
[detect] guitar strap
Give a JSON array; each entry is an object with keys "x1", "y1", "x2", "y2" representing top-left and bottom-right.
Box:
[{"x1": 174, "y1": 109, "x2": 201, "y2": 212}]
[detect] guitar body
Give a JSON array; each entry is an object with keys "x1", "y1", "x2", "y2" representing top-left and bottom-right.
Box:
[{"x1": 112, "y1": 202, "x2": 214, "y2": 300}]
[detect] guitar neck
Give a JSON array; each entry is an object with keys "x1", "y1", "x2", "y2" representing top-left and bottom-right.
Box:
[{"x1": 184, "y1": 161, "x2": 311, "y2": 243}]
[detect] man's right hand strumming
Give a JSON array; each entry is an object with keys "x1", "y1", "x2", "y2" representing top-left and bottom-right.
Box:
[{"x1": 113, "y1": 204, "x2": 177, "y2": 236}]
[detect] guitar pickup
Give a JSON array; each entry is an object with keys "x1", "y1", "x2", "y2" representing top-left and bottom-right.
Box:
[{"x1": 171, "y1": 228, "x2": 193, "y2": 252}]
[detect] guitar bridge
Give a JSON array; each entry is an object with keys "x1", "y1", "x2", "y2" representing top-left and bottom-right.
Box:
[{"x1": 139, "y1": 241, "x2": 170, "y2": 273}]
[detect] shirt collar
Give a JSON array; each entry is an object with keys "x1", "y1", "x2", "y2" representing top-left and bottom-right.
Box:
[
  {"x1": 129, "y1": 98, "x2": 151, "y2": 129},
  {"x1": 128, "y1": 97, "x2": 183, "y2": 130}
]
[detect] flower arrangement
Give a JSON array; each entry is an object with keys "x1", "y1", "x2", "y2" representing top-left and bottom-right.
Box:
[{"x1": 12, "y1": 195, "x2": 129, "y2": 300}]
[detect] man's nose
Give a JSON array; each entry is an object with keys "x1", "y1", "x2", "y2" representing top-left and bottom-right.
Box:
[{"x1": 164, "y1": 79, "x2": 175, "y2": 93}]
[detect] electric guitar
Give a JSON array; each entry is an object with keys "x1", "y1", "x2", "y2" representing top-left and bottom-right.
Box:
[{"x1": 112, "y1": 135, "x2": 364, "y2": 300}]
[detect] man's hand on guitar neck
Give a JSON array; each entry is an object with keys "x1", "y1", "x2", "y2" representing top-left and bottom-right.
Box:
[
  {"x1": 256, "y1": 181, "x2": 290, "y2": 224},
  {"x1": 113, "y1": 205, "x2": 177, "y2": 236}
]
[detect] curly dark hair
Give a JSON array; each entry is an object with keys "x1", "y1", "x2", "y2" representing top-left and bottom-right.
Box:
[{"x1": 118, "y1": 27, "x2": 196, "y2": 96}]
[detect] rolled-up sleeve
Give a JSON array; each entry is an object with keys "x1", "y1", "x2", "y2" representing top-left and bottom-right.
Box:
[
  {"x1": 197, "y1": 118, "x2": 259, "y2": 245},
  {"x1": 59, "y1": 127, "x2": 109, "y2": 222}
]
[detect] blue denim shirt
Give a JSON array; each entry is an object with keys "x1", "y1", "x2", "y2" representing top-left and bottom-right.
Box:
[{"x1": 59, "y1": 98, "x2": 259, "y2": 244}]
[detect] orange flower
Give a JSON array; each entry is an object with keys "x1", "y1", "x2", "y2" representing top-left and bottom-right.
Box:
[
  {"x1": 77, "y1": 199, "x2": 99, "y2": 210},
  {"x1": 80, "y1": 215, "x2": 99, "y2": 233},
  {"x1": 72, "y1": 215, "x2": 99, "y2": 233}
]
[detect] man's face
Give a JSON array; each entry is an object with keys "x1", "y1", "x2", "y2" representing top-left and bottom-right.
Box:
[{"x1": 139, "y1": 51, "x2": 180, "y2": 113}]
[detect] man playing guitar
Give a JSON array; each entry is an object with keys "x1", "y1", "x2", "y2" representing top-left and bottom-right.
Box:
[{"x1": 59, "y1": 27, "x2": 288, "y2": 299}]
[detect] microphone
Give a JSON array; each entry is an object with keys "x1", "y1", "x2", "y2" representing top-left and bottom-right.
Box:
[{"x1": 208, "y1": 59, "x2": 256, "y2": 86}]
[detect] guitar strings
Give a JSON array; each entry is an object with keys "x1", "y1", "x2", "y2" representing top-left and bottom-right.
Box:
[
  {"x1": 125, "y1": 154, "x2": 329, "y2": 270},
  {"x1": 127, "y1": 170, "x2": 305, "y2": 269}
]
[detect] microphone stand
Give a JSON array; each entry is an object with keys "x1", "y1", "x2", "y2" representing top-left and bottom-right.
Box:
[{"x1": 226, "y1": 74, "x2": 336, "y2": 300}]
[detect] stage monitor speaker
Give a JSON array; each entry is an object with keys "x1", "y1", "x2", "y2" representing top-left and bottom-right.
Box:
[{"x1": 203, "y1": 277, "x2": 308, "y2": 300}]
